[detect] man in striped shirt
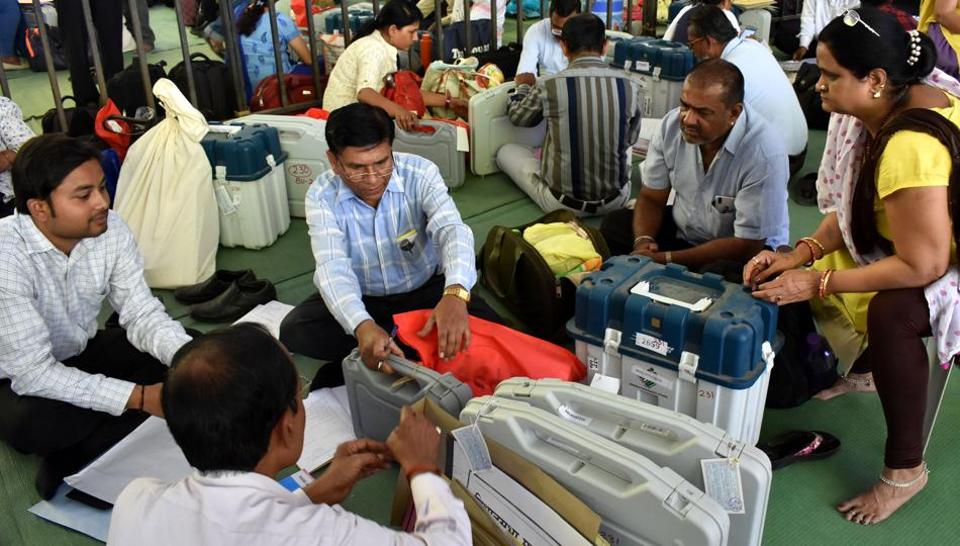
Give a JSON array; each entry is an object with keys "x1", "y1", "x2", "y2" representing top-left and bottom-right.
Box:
[
  {"x1": 497, "y1": 13, "x2": 643, "y2": 216},
  {"x1": 280, "y1": 104, "x2": 498, "y2": 390}
]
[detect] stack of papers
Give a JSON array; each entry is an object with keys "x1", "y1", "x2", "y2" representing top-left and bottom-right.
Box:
[{"x1": 232, "y1": 300, "x2": 295, "y2": 339}]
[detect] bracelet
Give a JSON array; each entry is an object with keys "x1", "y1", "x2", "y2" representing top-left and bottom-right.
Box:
[
  {"x1": 404, "y1": 463, "x2": 441, "y2": 482},
  {"x1": 633, "y1": 235, "x2": 656, "y2": 248},
  {"x1": 799, "y1": 237, "x2": 825, "y2": 260},
  {"x1": 818, "y1": 269, "x2": 834, "y2": 299},
  {"x1": 795, "y1": 239, "x2": 819, "y2": 267},
  {"x1": 665, "y1": 251, "x2": 673, "y2": 264},
  {"x1": 138, "y1": 385, "x2": 145, "y2": 412}
]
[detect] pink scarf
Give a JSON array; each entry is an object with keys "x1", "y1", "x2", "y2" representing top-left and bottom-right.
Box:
[{"x1": 815, "y1": 68, "x2": 960, "y2": 366}]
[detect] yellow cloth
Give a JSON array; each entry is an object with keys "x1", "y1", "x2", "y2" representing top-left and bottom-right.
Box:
[
  {"x1": 920, "y1": 0, "x2": 960, "y2": 68},
  {"x1": 874, "y1": 91, "x2": 960, "y2": 259},
  {"x1": 523, "y1": 222, "x2": 603, "y2": 276},
  {"x1": 810, "y1": 249, "x2": 872, "y2": 373},
  {"x1": 322, "y1": 31, "x2": 399, "y2": 113}
]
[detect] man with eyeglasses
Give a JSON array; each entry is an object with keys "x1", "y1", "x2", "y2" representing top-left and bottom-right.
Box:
[
  {"x1": 687, "y1": 5, "x2": 808, "y2": 176},
  {"x1": 279, "y1": 103, "x2": 498, "y2": 391}
]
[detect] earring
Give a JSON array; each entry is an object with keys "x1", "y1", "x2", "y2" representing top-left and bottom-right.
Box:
[{"x1": 873, "y1": 84, "x2": 885, "y2": 99}]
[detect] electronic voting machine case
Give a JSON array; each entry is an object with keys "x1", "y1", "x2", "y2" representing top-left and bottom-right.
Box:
[
  {"x1": 342, "y1": 350, "x2": 472, "y2": 442},
  {"x1": 567, "y1": 255, "x2": 778, "y2": 445},
  {"x1": 468, "y1": 82, "x2": 546, "y2": 176},
  {"x1": 393, "y1": 121, "x2": 466, "y2": 188},
  {"x1": 495, "y1": 378, "x2": 772, "y2": 546},
  {"x1": 461, "y1": 396, "x2": 730, "y2": 546}
]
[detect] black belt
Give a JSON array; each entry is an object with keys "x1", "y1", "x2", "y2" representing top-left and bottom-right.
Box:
[{"x1": 549, "y1": 188, "x2": 621, "y2": 214}]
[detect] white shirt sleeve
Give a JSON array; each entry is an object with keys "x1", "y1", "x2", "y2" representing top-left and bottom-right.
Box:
[
  {"x1": 798, "y1": 0, "x2": 817, "y2": 49},
  {"x1": 516, "y1": 21, "x2": 543, "y2": 76}
]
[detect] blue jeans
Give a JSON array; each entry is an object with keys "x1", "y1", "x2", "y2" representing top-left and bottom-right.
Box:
[{"x1": 0, "y1": 0, "x2": 25, "y2": 57}]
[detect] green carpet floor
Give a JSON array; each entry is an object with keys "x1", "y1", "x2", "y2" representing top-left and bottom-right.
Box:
[{"x1": 4, "y1": 5, "x2": 958, "y2": 546}]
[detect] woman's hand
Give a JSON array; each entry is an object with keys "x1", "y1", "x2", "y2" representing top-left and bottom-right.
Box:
[
  {"x1": 743, "y1": 249, "x2": 809, "y2": 289},
  {"x1": 752, "y1": 269, "x2": 822, "y2": 305},
  {"x1": 391, "y1": 106, "x2": 420, "y2": 131}
]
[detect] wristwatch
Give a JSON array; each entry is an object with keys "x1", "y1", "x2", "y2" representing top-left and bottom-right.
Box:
[{"x1": 443, "y1": 286, "x2": 471, "y2": 303}]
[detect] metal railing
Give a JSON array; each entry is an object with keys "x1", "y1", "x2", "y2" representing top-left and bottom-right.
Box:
[{"x1": 0, "y1": 0, "x2": 659, "y2": 122}]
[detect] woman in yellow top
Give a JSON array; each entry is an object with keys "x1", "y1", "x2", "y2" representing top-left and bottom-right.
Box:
[
  {"x1": 919, "y1": 0, "x2": 960, "y2": 78},
  {"x1": 745, "y1": 8, "x2": 960, "y2": 526},
  {"x1": 322, "y1": 0, "x2": 467, "y2": 130}
]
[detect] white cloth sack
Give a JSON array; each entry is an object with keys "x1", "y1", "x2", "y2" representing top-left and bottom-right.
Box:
[{"x1": 114, "y1": 78, "x2": 219, "y2": 288}]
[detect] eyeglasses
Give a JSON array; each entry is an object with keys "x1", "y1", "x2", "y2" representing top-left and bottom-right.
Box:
[
  {"x1": 842, "y1": 9, "x2": 879, "y2": 38},
  {"x1": 337, "y1": 158, "x2": 394, "y2": 182}
]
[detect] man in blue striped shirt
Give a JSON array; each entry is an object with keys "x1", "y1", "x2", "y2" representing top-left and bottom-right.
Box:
[
  {"x1": 497, "y1": 13, "x2": 643, "y2": 216},
  {"x1": 279, "y1": 104, "x2": 497, "y2": 389}
]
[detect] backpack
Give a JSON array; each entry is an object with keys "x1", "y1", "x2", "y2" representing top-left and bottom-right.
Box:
[
  {"x1": 106, "y1": 57, "x2": 168, "y2": 116},
  {"x1": 479, "y1": 210, "x2": 610, "y2": 341},
  {"x1": 433, "y1": 19, "x2": 494, "y2": 63},
  {"x1": 765, "y1": 302, "x2": 839, "y2": 408},
  {"x1": 169, "y1": 53, "x2": 237, "y2": 121},
  {"x1": 794, "y1": 62, "x2": 830, "y2": 130},
  {"x1": 41, "y1": 96, "x2": 99, "y2": 137},
  {"x1": 250, "y1": 71, "x2": 325, "y2": 112},
  {"x1": 21, "y1": 4, "x2": 67, "y2": 73}
]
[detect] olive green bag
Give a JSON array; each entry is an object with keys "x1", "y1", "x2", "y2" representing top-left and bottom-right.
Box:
[{"x1": 478, "y1": 210, "x2": 609, "y2": 340}]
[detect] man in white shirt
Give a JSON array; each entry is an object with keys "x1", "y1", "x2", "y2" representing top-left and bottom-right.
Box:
[
  {"x1": 687, "y1": 5, "x2": 809, "y2": 175},
  {"x1": 108, "y1": 323, "x2": 470, "y2": 546},
  {"x1": 0, "y1": 134, "x2": 191, "y2": 499},
  {"x1": 793, "y1": 0, "x2": 860, "y2": 60},
  {"x1": 514, "y1": 0, "x2": 581, "y2": 85}
]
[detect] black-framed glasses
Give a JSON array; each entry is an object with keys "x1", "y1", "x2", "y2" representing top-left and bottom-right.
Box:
[
  {"x1": 337, "y1": 156, "x2": 394, "y2": 182},
  {"x1": 842, "y1": 9, "x2": 879, "y2": 38}
]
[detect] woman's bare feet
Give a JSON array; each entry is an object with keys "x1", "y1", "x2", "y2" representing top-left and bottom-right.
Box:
[
  {"x1": 837, "y1": 463, "x2": 929, "y2": 525},
  {"x1": 814, "y1": 372, "x2": 877, "y2": 401}
]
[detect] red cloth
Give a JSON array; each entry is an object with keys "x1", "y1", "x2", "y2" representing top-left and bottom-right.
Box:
[
  {"x1": 393, "y1": 310, "x2": 586, "y2": 396},
  {"x1": 381, "y1": 71, "x2": 427, "y2": 118},
  {"x1": 301, "y1": 107, "x2": 329, "y2": 120},
  {"x1": 94, "y1": 100, "x2": 131, "y2": 161}
]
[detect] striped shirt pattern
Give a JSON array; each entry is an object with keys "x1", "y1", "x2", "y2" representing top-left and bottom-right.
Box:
[
  {"x1": 507, "y1": 56, "x2": 644, "y2": 202},
  {"x1": 306, "y1": 153, "x2": 476, "y2": 334},
  {"x1": 0, "y1": 212, "x2": 191, "y2": 416}
]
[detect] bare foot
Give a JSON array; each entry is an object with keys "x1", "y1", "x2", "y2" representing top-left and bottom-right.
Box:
[
  {"x1": 837, "y1": 463, "x2": 929, "y2": 525},
  {"x1": 814, "y1": 372, "x2": 877, "y2": 401}
]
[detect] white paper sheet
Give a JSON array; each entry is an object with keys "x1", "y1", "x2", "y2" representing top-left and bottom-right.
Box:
[
  {"x1": 297, "y1": 386, "x2": 357, "y2": 472},
  {"x1": 232, "y1": 300, "x2": 295, "y2": 339},
  {"x1": 64, "y1": 417, "x2": 192, "y2": 504},
  {"x1": 29, "y1": 488, "x2": 112, "y2": 543}
]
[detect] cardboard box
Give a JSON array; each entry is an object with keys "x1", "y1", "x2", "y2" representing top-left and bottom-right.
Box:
[{"x1": 391, "y1": 399, "x2": 605, "y2": 546}]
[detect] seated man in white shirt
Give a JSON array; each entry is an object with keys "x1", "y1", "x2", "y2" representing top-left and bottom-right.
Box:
[
  {"x1": 687, "y1": 5, "x2": 809, "y2": 175},
  {"x1": 514, "y1": 0, "x2": 582, "y2": 85},
  {"x1": 793, "y1": 0, "x2": 860, "y2": 59},
  {"x1": 108, "y1": 323, "x2": 470, "y2": 546},
  {"x1": 0, "y1": 134, "x2": 192, "y2": 499},
  {"x1": 600, "y1": 59, "x2": 790, "y2": 280}
]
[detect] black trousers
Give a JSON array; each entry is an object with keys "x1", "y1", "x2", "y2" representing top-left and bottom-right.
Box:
[
  {"x1": 600, "y1": 206, "x2": 746, "y2": 283},
  {"x1": 53, "y1": 0, "x2": 124, "y2": 105},
  {"x1": 279, "y1": 275, "x2": 500, "y2": 390},
  {"x1": 0, "y1": 198, "x2": 14, "y2": 218},
  {"x1": 0, "y1": 327, "x2": 167, "y2": 479}
]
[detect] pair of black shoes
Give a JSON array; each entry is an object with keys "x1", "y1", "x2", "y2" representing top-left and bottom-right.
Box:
[{"x1": 174, "y1": 269, "x2": 277, "y2": 323}]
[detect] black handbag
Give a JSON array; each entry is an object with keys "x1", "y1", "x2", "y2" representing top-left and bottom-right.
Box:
[{"x1": 41, "y1": 96, "x2": 99, "y2": 137}]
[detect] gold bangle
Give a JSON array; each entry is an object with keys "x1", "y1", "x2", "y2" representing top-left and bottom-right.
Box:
[
  {"x1": 800, "y1": 237, "x2": 825, "y2": 259},
  {"x1": 665, "y1": 251, "x2": 673, "y2": 263},
  {"x1": 796, "y1": 240, "x2": 816, "y2": 267}
]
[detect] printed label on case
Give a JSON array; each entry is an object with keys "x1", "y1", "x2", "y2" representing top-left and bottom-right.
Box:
[
  {"x1": 701, "y1": 458, "x2": 746, "y2": 514},
  {"x1": 635, "y1": 332, "x2": 672, "y2": 356},
  {"x1": 631, "y1": 365, "x2": 674, "y2": 390},
  {"x1": 558, "y1": 404, "x2": 592, "y2": 427}
]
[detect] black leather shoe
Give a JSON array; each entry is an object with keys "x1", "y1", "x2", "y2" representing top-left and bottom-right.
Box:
[
  {"x1": 174, "y1": 270, "x2": 256, "y2": 305},
  {"x1": 189, "y1": 279, "x2": 277, "y2": 323}
]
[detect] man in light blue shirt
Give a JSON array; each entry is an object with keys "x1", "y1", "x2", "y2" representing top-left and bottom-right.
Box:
[
  {"x1": 280, "y1": 103, "x2": 497, "y2": 390},
  {"x1": 514, "y1": 0, "x2": 581, "y2": 85},
  {"x1": 600, "y1": 59, "x2": 789, "y2": 278}
]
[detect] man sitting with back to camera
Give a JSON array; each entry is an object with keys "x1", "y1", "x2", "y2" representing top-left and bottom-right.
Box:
[
  {"x1": 0, "y1": 134, "x2": 192, "y2": 499},
  {"x1": 279, "y1": 103, "x2": 498, "y2": 390},
  {"x1": 108, "y1": 323, "x2": 469, "y2": 545},
  {"x1": 600, "y1": 59, "x2": 790, "y2": 279},
  {"x1": 498, "y1": 13, "x2": 643, "y2": 216}
]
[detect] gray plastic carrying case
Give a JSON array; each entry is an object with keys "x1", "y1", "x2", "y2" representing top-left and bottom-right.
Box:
[
  {"x1": 461, "y1": 396, "x2": 731, "y2": 546},
  {"x1": 494, "y1": 378, "x2": 772, "y2": 546},
  {"x1": 342, "y1": 349, "x2": 473, "y2": 442}
]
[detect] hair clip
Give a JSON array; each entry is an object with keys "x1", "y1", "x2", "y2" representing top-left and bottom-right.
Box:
[{"x1": 907, "y1": 30, "x2": 922, "y2": 66}]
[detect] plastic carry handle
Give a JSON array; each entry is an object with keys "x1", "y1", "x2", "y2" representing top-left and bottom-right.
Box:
[
  {"x1": 382, "y1": 354, "x2": 441, "y2": 398},
  {"x1": 477, "y1": 401, "x2": 655, "y2": 490},
  {"x1": 629, "y1": 281, "x2": 713, "y2": 312}
]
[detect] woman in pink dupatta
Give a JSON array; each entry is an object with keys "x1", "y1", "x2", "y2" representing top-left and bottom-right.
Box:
[{"x1": 744, "y1": 7, "x2": 960, "y2": 526}]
